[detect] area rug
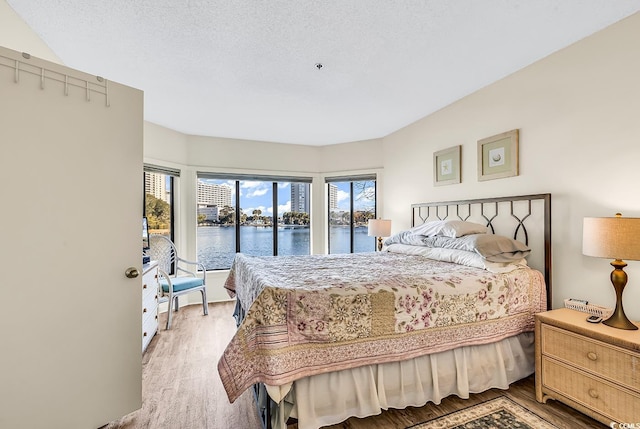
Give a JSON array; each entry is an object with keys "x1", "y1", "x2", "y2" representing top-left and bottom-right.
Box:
[{"x1": 407, "y1": 396, "x2": 558, "y2": 429}]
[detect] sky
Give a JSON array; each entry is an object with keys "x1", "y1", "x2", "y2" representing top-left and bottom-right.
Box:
[{"x1": 200, "y1": 179, "x2": 373, "y2": 217}]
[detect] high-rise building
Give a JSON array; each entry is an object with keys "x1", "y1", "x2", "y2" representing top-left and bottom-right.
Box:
[
  {"x1": 145, "y1": 172, "x2": 166, "y2": 202},
  {"x1": 328, "y1": 183, "x2": 338, "y2": 210},
  {"x1": 290, "y1": 183, "x2": 310, "y2": 213},
  {"x1": 197, "y1": 181, "x2": 232, "y2": 207}
]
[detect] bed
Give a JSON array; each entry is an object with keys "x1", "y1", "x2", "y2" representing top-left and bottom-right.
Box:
[{"x1": 218, "y1": 193, "x2": 551, "y2": 429}]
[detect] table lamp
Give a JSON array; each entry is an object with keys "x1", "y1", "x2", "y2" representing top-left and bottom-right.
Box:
[
  {"x1": 368, "y1": 219, "x2": 391, "y2": 251},
  {"x1": 582, "y1": 213, "x2": 640, "y2": 330}
]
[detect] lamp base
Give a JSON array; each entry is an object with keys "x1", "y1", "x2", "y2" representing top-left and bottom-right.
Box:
[
  {"x1": 377, "y1": 237, "x2": 383, "y2": 252},
  {"x1": 603, "y1": 260, "x2": 638, "y2": 330},
  {"x1": 603, "y1": 313, "x2": 638, "y2": 330},
  {"x1": 603, "y1": 302, "x2": 638, "y2": 330}
]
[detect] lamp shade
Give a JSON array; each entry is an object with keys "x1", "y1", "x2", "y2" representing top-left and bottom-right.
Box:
[
  {"x1": 368, "y1": 219, "x2": 391, "y2": 237},
  {"x1": 583, "y1": 215, "x2": 640, "y2": 260}
]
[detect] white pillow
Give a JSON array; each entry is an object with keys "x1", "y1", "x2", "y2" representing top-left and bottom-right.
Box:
[
  {"x1": 385, "y1": 243, "x2": 527, "y2": 273},
  {"x1": 409, "y1": 220, "x2": 488, "y2": 238}
]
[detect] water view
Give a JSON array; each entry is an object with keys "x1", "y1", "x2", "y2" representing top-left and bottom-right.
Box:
[{"x1": 197, "y1": 225, "x2": 375, "y2": 270}]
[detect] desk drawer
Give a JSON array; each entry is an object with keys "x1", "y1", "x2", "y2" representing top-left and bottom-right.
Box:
[
  {"x1": 142, "y1": 310, "x2": 158, "y2": 352},
  {"x1": 142, "y1": 268, "x2": 158, "y2": 311}
]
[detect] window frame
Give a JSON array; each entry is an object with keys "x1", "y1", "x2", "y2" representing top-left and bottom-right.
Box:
[
  {"x1": 143, "y1": 165, "x2": 178, "y2": 242},
  {"x1": 326, "y1": 175, "x2": 377, "y2": 254},
  {"x1": 196, "y1": 173, "x2": 313, "y2": 270},
  {"x1": 143, "y1": 165, "x2": 178, "y2": 274}
]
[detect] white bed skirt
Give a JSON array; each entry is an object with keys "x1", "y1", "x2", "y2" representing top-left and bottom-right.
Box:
[{"x1": 266, "y1": 332, "x2": 535, "y2": 429}]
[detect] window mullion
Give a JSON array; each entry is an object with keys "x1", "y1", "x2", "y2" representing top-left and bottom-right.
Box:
[
  {"x1": 272, "y1": 182, "x2": 278, "y2": 256},
  {"x1": 350, "y1": 181, "x2": 355, "y2": 253},
  {"x1": 327, "y1": 184, "x2": 331, "y2": 253},
  {"x1": 169, "y1": 176, "x2": 175, "y2": 243},
  {"x1": 235, "y1": 181, "x2": 241, "y2": 253}
]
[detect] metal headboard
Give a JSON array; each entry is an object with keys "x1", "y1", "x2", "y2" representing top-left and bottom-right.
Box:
[{"x1": 411, "y1": 193, "x2": 551, "y2": 309}]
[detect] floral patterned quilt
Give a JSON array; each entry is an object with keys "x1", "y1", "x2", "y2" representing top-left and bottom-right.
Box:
[{"x1": 218, "y1": 251, "x2": 546, "y2": 402}]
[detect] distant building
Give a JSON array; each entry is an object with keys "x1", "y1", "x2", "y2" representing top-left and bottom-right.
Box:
[
  {"x1": 197, "y1": 181, "x2": 232, "y2": 207},
  {"x1": 291, "y1": 183, "x2": 310, "y2": 214},
  {"x1": 328, "y1": 183, "x2": 338, "y2": 210},
  {"x1": 145, "y1": 172, "x2": 168, "y2": 202},
  {"x1": 197, "y1": 205, "x2": 219, "y2": 222}
]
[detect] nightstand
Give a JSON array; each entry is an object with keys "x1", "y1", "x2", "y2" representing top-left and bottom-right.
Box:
[{"x1": 535, "y1": 308, "x2": 640, "y2": 425}]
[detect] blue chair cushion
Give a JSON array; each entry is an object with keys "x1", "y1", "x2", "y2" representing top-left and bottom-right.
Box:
[{"x1": 160, "y1": 277, "x2": 204, "y2": 293}]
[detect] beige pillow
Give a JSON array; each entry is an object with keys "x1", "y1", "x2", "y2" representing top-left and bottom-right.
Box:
[{"x1": 419, "y1": 234, "x2": 531, "y2": 262}]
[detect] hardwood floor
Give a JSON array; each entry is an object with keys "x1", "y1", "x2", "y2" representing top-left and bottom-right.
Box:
[
  {"x1": 105, "y1": 301, "x2": 607, "y2": 429},
  {"x1": 104, "y1": 301, "x2": 262, "y2": 429}
]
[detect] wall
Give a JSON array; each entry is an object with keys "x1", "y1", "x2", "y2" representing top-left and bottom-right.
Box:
[
  {"x1": 382, "y1": 12, "x2": 640, "y2": 319},
  {"x1": 318, "y1": 138, "x2": 383, "y2": 173},
  {"x1": 144, "y1": 121, "x2": 190, "y2": 165}
]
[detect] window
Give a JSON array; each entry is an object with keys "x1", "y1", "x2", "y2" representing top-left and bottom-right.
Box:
[
  {"x1": 327, "y1": 175, "x2": 376, "y2": 254},
  {"x1": 280, "y1": 183, "x2": 311, "y2": 256},
  {"x1": 144, "y1": 165, "x2": 177, "y2": 240},
  {"x1": 197, "y1": 174, "x2": 312, "y2": 270}
]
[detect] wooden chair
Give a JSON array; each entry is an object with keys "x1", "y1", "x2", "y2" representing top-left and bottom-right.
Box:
[{"x1": 147, "y1": 234, "x2": 208, "y2": 329}]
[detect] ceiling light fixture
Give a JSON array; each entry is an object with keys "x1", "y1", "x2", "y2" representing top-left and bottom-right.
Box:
[{"x1": 315, "y1": 63, "x2": 323, "y2": 70}]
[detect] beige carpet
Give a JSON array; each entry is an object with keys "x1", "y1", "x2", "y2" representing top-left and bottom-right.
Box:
[{"x1": 407, "y1": 396, "x2": 558, "y2": 429}]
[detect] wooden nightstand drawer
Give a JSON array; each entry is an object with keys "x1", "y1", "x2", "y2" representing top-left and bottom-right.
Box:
[
  {"x1": 542, "y1": 324, "x2": 640, "y2": 391},
  {"x1": 542, "y1": 358, "x2": 640, "y2": 423}
]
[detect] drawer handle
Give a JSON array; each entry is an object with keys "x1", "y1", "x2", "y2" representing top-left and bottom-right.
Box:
[
  {"x1": 143, "y1": 308, "x2": 147, "y2": 313},
  {"x1": 588, "y1": 389, "x2": 599, "y2": 399},
  {"x1": 587, "y1": 352, "x2": 598, "y2": 361},
  {"x1": 143, "y1": 332, "x2": 148, "y2": 337}
]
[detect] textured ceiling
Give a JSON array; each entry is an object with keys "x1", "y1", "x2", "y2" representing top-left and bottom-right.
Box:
[{"x1": 7, "y1": 1, "x2": 640, "y2": 145}]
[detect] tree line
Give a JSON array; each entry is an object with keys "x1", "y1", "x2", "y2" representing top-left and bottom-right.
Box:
[
  {"x1": 148, "y1": 189, "x2": 376, "y2": 229},
  {"x1": 197, "y1": 205, "x2": 312, "y2": 226}
]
